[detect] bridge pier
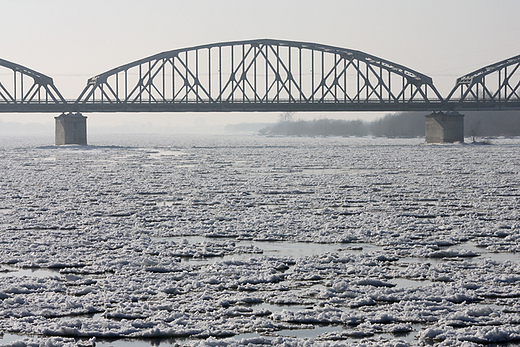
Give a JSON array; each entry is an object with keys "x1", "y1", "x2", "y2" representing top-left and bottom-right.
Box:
[
  {"x1": 55, "y1": 112, "x2": 87, "y2": 145},
  {"x1": 425, "y1": 111, "x2": 464, "y2": 143}
]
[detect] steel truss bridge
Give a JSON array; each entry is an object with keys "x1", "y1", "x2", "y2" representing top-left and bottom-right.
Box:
[{"x1": 1, "y1": 39, "x2": 520, "y2": 113}]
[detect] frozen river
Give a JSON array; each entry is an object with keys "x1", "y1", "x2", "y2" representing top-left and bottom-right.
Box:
[{"x1": 0, "y1": 134, "x2": 520, "y2": 346}]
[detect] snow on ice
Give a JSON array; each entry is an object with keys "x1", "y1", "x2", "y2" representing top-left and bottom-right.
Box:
[{"x1": 0, "y1": 134, "x2": 519, "y2": 346}]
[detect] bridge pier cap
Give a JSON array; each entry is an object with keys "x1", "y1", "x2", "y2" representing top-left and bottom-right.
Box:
[
  {"x1": 425, "y1": 111, "x2": 464, "y2": 144},
  {"x1": 55, "y1": 113, "x2": 87, "y2": 146}
]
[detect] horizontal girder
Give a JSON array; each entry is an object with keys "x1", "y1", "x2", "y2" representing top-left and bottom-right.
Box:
[{"x1": 4, "y1": 99, "x2": 520, "y2": 113}]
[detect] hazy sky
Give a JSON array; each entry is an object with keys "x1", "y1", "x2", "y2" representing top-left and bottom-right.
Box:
[{"x1": 2, "y1": 0, "x2": 520, "y2": 130}]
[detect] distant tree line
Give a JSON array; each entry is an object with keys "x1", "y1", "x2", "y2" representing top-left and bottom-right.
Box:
[
  {"x1": 258, "y1": 111, "x2": 520, "y2": 138},
  {"x1": 224, "y1": 122, "x2": 273, "y2": 133},
  {"x1": 259, "y1": 118, "x2": 369, "y2": 136}
]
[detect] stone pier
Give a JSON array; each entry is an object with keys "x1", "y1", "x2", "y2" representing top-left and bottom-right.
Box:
[
  {"x1": 425, "y1": 111, "x2": 464, "y2": 143},
  {"x1": 55, "y1": 113, "x2": 87, "y2": 145}
]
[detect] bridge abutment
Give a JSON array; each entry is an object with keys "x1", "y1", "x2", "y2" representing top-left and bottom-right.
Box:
[
  {"x1": 55, "y1": 113, "x2": 87, "y2": 145},
  {"x1": 425, "y1": 111, "x2": 464, "y2": 143}
]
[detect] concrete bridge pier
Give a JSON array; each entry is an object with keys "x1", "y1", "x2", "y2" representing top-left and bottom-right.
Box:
[
  {"x1": 55, "y1": 112, "x2": 87, "y2": 145},
  {"x1": 425, "y1": 111, "x2": 464, "y2": 143}
]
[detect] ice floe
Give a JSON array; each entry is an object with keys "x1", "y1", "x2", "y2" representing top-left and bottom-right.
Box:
[{"x1": 0, "y1": 134, "x2": 519, "y2": 346}]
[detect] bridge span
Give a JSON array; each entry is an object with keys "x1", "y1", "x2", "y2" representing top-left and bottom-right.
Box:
[
  {"x1": 73, "y1": 39, "x2": 445, "y2": 113},
  {"x1": 1, "y1": 39, "x2": 519, "y2": 113},
  {"x1": 1, "y1": 39, "x2": 519, "y2": 143}
]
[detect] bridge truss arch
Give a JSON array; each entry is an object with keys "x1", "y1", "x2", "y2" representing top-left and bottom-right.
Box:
[
  {"x1": 0, "y1": 58, "x2": 66, "y2": 112},
  {"x1": 76, "y1": 39, "x2": 443, "y2": 112},
  {"x1": 446, "y1": 54, "x2": 520, "y2": 109}
]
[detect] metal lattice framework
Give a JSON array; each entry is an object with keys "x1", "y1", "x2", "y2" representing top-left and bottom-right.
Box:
[
  {"x1": 2, "y1": 40, "x2": 520, "y2": 114},
  {"x1": 75, "y1": 39, "x2": 444, "y2": 112},
  {"x1": 0, "y1": 58, "x2": 67, "y2": 112},
  {"x1": 446, "y1": 54, "x2": 520, "y2": 109}
]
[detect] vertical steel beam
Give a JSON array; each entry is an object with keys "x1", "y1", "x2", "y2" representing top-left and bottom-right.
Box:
[
  {"x1": 321, "y1": 50, "x2": 324, "y2": 101},
  {"x1": 482, "y1": 75, "x2": 485, "y2": 101},
  {"x1": 299, "y1": 48, "x2": 302, "y2": 102},
  {"x1": 148, "y1": 60, "x2": 152, "y2": 103},
  {"x1": 185, "y1": 51, "x2": 189, "y2": 103},
  {"x1": 21, "y1": 72, "x2": 24, "y2": 102},
  {"x1": 125, "y1": 70, "x2": 128, "y2": 102},
  {"x1": 265, "y1": 44, "x2": 268, "y2": 101},
  {"x1": 498, "y1": 69, "x2": 502, "y2": 103},
  {"x1": 231, "y1": 45, "x2": 234, "y2": 102},
  {"x1": 242, "y1": 44, "x2": 246, "y2": 102},
  {"x1": 174, "y1": 55, "x2": 179, "y2": 103},
  {"x1": 311, "y1": 50, "x2": 315, "y2": 102},
  {"x1": 161, "y1": 58, "x2": 165, "y2": 101},
  {"x1": 139, "y1": 64, "x2": 142, "y2": 103},
  {"x1": 219, "y1": 46, "x2": 222, "y2": 102},
  {"x1": 208, "y1": 48, "x2": 211, "y2": 102},
  {"x1": 379, "y1": 63, "x2": 383, "y2": 102},
  {"x1": 333, "y1": 54, "x2": 337, "y2": 102},
  {"x1": 356, "y1": 59, "x2": 360, "y2": 103},
  {"x1": 343, "y1": 57, "x2": 346, "y2": 103},
  {"x1": 402, "y1": 75, "x2": 405, "y2": 102},
  {"x1": 254, "y1": 45, "x2": 257, "y2": 102},
  {"x1": 276, "y1": 45, "x2": 280, "y2": 102},
  {"x1": 388, "y1": 69, "x2": 391, "y2": 101},
  {"x1": 116, "y1": 72, "x2": 119, "y2": 102},
  {"x1": 288, "y1": 46, "x2": 292, "y2": 103},
  {"x1": 196, "y1": 49, "x2": 199, "y2": 103},
  {"x1": 13, "y1": 71, "x2": 17, "y2": 103}
]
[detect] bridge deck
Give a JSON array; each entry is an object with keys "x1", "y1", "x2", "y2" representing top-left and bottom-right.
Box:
[{"x1": 1, "y1": 100, "x2": 520, "y2": 113}]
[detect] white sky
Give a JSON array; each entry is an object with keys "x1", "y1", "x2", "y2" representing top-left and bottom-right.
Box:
[{"x1": 2, "y1": 0, "x2": 520, "y2": 130}]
